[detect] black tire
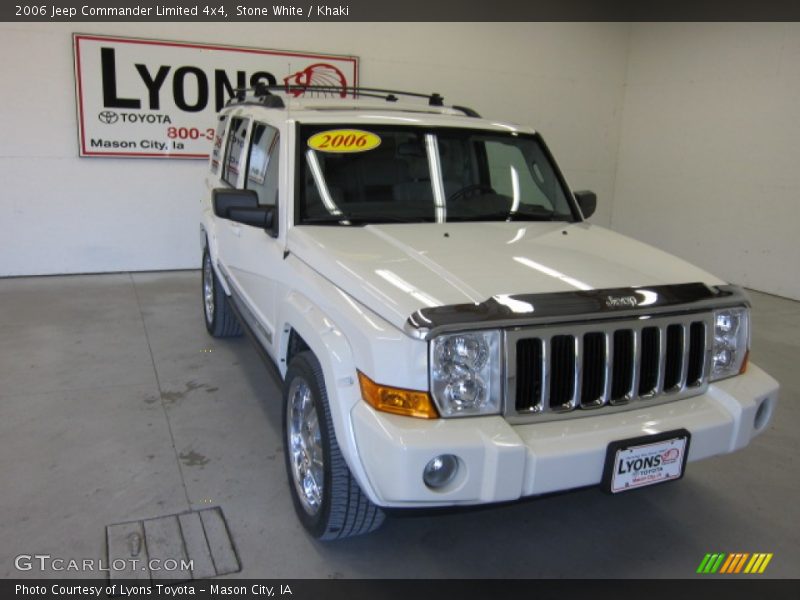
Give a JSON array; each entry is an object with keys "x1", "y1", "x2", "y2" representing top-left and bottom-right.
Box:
[
  {"x1": 202, "y1": 247, "x2": 242, "y2": 338},
  {"x1": 283, "y1": 351, "x2": 385, "y2": 540}
]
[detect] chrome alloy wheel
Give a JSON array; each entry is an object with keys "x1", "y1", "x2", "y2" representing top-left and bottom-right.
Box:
[
  {"x1": 203, "y1": 253, "x2": 215, "y2": 324},
  {"x1": 287, "y1": 378, "x2": 324, "y2": 516}
]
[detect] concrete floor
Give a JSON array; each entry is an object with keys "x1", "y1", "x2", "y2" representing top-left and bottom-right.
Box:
[{"x1": 0, "y1": 271, "x2": 798, "y2": 579}]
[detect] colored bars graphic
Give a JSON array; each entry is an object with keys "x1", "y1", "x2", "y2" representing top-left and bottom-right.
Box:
[{"x1": 696, "y1": 553, "x2": 773, "y2": 574}]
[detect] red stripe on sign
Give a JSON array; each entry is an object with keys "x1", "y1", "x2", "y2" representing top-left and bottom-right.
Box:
[{"x1": 81, "y1": 151, "x2": 209, "y2": 159}]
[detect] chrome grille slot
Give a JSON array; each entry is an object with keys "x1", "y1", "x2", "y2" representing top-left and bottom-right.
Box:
[
  {"x1": 515, "y1": 338, "x2": 542, "y2": 411},
  {"x1": 663, "y1": 324, "x2": 684, "y2": 391},
  {"x1": 549, "y1": 335, "x2": 575, "y2": 410},
  {"x1": 687, "y1": 321, "x2": 706, "y2": 386},
  {"x1": 506, "y1": 312, "x2": 712, "y2": 422},
  {"x1": 581, "y1": 332, "x2": 606, "y2": 407},
  {"x1": 611, "y1": 329, "x2": 634, "y2": 403},
  {"x1": 638, "y1": 327, "x2": 660, "y2": 396}
]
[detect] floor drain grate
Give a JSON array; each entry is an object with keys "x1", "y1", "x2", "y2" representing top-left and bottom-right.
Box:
[{"x1": 106, "y1": 507, "x2": 241, "y2": 581}]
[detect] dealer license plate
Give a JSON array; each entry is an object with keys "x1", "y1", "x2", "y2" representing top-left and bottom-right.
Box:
[{"x1": 602, "y1": 429, "x2": 691, "y2": 494}]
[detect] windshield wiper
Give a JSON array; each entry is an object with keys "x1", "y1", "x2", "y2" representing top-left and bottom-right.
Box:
[
  {"x1": 449, "y1": 209, "x2": 567, "y2": 222},
  {"x1": 508, "y1": 209, "x2": 566, "y2": 222},
  {"x1": 300, "y1": 213, "x2": 429, "y2": 225}
]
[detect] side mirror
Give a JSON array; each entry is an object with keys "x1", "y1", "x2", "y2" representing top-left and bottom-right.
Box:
[
  {"x1": 574, "y1": 190, "x2": 597, "y2": 219},
  {"x1": 213, "y1": 188, "x2": 275, "y2": 232},
  {"x1": 213, "y1": 188, "x2": 258, "y2": 218},
  {"x1": 228, "y1": 206, "x2": 274, "y2": 229}
]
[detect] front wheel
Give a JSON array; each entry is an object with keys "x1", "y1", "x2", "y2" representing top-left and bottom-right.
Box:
[
  {"x1": 283, "y1": 351, "x2": 385, "y2": 539},
  {"x1": 202, "y1": 248, "x2": 242, "y2": 338}
]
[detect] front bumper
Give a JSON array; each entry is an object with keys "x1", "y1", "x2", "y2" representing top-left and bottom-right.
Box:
[{"x1": 350, "y1": 363, "x2": 779, "y2": 508}]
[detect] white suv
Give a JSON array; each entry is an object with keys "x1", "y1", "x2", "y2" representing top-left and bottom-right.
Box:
[{"x1": 200, "y1": 86, "x2": 779, "y2": 539}]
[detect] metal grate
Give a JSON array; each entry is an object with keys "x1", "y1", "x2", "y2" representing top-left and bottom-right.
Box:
[
  {"x1": 106, "y1": 507, "x2": 240, "y2": 582},
  {"x1": 508, "y1": 313, "x2": 710, "y2": 421}
]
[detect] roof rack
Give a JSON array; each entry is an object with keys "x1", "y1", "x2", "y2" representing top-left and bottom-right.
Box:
[{"x1": 226, "y1": 84, "x2": 481, "y2": 118}]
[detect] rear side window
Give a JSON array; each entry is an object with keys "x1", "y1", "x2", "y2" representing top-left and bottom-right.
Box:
[
  {"x1": 246, "y1": 122, "x2": 280, "y2": 207},
  {"x1": 223, "y1": 117, "x2": 250, "y2": 187},
  {"x1": 209, "y1": 115, "x2": 227, "y2": 175}
]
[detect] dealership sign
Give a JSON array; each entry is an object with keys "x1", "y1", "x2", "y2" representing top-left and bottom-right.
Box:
[{"x1": 73, "y1": 34, "x2": 359, "y2": 158}]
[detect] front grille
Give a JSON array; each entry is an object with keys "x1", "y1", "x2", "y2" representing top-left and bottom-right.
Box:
[{"x1": 509, "y1": 313, "x2": 711, "y2": 420}]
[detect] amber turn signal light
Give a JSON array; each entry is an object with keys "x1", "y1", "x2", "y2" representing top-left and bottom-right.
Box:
[
  {"x1": 740, "y1": 349, "x2": 749, "y2": 374},
  {"x1": 357, "y1": 371, "x2": 439, "y2": 419}
]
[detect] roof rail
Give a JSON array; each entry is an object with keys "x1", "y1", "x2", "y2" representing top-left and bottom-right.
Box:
[
  {"x1": 451, "y1": 105, "x2": 481, "y2": 118},
  {"x1": 226, "y1": 84, "x2": 481, "y2": 118}
]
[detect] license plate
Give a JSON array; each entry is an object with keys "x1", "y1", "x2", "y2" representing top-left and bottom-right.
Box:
[{"x1": 602, "y1": 429, "x2": 691, "y2": 494}]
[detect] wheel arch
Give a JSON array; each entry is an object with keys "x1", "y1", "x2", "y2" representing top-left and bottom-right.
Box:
[
  {"x1": 201, "y1": 227, "x2": 233, "y2": 296},
  {"x1": 277, "y1": 291, "x2": 381, "y2": 505}
]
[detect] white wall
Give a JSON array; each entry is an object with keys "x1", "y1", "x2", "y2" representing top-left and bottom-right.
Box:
[
  {"x1": 613, "y1": 23, "x2": 800, "y2": 300},
  {"x1": 0, "y1": 22, "x2": 630, "y2": 277}
]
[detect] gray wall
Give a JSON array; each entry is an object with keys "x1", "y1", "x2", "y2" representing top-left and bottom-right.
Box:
[{"x1": 613, "y1": 23, "x2": 800, "y2": 300}]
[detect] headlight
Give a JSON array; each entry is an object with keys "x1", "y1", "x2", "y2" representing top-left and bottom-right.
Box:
[
  {"x1": 710, "y1": 306, "x2": 750, "y2": 381},
  {"x1": 430, "y1": 330, "x2": 502, "y2": 417}
]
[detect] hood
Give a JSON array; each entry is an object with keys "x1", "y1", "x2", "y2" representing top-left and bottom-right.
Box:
[{"x1": 287, "y1": 222, "x2": 725, "y2": 331}]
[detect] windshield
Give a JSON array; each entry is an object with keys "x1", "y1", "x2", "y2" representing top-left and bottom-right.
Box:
[{"x1": 296, "y1": 125, "x2": 577, "y2": 225}]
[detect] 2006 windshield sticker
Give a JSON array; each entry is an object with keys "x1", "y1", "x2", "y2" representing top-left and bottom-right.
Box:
[{"x1": 308, "y1": 130, "x2": 382, "y2": 153}]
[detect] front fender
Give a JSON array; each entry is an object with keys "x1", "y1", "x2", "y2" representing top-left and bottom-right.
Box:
[{"x1": 279, "y1": 291, "x2": 381, "y2": 504}]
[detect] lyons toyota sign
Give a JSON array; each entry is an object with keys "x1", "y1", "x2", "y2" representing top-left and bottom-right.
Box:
[{"x1": 73, "y1": 34, "x2": 359, "y2": 158}]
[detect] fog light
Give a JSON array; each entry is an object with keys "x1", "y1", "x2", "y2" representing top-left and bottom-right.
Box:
[
  {"x1": 423, "y1": 454, "x2": 459, "y2": 489},
  {"x1": 754, "y1": 398, "x2": 772, "y2": 431}
]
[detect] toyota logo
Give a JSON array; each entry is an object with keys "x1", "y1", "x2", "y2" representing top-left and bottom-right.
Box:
[{"x1": 98, "y1": 110, "x2": 119, "y2": 124}]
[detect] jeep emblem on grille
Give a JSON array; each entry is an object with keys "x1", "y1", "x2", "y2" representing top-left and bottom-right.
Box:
[{"x1": 605, "y1": 295, "x2": 639, "y2": 308}]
